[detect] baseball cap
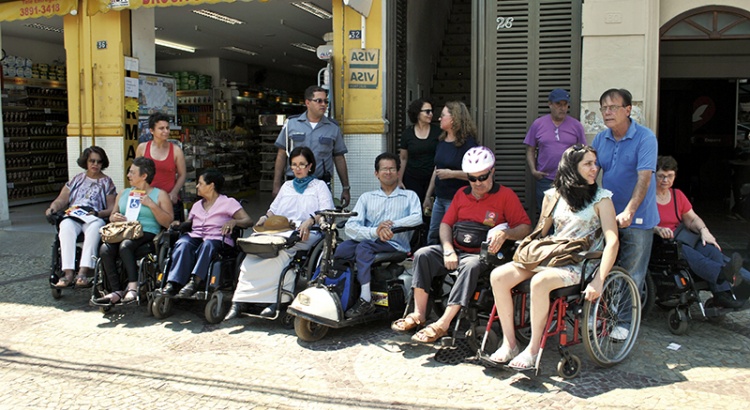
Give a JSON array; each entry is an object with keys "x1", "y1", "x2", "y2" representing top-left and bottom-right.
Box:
[{"x1": 549, "y1": 88, "x2": 570, "y2": 103}]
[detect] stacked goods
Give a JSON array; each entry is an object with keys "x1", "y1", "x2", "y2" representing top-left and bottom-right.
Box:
[{"x1": 2, "y1": 55, "x2": 32, "y2": 78}]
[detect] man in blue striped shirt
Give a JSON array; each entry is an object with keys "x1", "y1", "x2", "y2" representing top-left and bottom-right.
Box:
[{"x1": 334, "y1": 152, "x2": 423, "y2": 318}]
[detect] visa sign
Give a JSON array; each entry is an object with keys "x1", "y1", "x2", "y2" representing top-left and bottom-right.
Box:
[{"x1": 348, "y1": 48, "x2": 380, "y2": 89}]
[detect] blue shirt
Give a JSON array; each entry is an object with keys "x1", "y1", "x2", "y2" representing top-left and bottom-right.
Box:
[
  {"x1": 433, "y1": 136, "x2": 478, "y2": 199},
  {"x1": 592, "y1": 119, "x2": 659, "y2": 229},
  {"x1": 274, "y1": 112, "x2": 347, "y2": 180},
  {"x1": 345, "y1": 187, "x2": 423, "y2": 253}
]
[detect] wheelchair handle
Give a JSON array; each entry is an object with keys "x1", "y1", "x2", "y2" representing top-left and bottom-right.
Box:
[
  {"x1": 315, "y1": 209, "x2": 358, "y2": 219},
  {"x1": 391, "y1": 225, "x2": 420, "y2": 234}
]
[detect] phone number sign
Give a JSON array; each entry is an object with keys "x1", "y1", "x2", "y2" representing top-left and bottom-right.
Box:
[{"x1": 0, "y1": 0, "x2": 76, "y2": 21}]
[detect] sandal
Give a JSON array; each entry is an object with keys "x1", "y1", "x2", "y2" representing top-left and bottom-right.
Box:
[
  {"x1": 122, "y1": 289, "x2": 138, "y2": 303},
  {"x1": 411, "y1": 323, "x2": 448, "y2": 344},
  {"x1": 94, "y1": 291, "x2": 124, "y2": 305},
  {"x1": 74, "y1": 275, "x2": 93, "y2": 288},
  {"x1": 489, "y1": 343, "x2": 520, "y2": 364},
  {"x1": 54, "y1": 275, "x2": 74, "y2": 288},
  {"x1": 507, "y1": 349, "x2": 539, "y2": 371},
  {"x1": 391, "y1": 313, "x2": 424, "y2": 333}
]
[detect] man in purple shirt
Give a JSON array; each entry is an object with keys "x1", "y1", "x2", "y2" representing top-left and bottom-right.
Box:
[{"x1": 524, "y1": 88, "x2": 587, "y2": 213}]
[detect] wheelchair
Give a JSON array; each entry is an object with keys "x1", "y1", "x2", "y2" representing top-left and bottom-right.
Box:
[
  {"x1": 150, "y1": 226, "x2": 245, "y2": 324},
  {"x1": 647, "y1": 237, "x2": 746, "y2": 335},
  {"x1": 89, "y1": 232, "x2": 163, "y2": 314},
  {"x1": 475, "y1": 252, "x2": 641, "y2": 379},
  {"x1": 47, "y1": 211, "x2": 91, "y2": 300}
]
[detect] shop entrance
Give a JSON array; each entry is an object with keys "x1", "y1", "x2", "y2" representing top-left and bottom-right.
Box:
[{"x1": 658, "y1": 6, "x2": 750, "y2": 216}]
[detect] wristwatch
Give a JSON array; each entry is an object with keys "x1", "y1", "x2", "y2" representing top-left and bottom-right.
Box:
[
  {"x1": 342, "y1": 185, "x2": 351, "y2": 190},
  {"x1": 443, "y1": 249, "x2": 454, "y2": 257}
]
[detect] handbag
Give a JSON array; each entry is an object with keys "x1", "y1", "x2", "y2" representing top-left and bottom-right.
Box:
[
  {"x1": 671, "y1": 188, "x2": 701, "y2": 248},
  {"x1": 512, "y1": 191, "x2": 591, "y2": 270},
  {"x1": 99, "y1": 221, "x2": 143, "y2": 244},
  {"x1": 452, "y1": 221, "x2": 491, "y2": 249}
]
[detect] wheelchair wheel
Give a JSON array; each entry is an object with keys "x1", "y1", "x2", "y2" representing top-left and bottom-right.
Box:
[
  {"x1": 557, "y1": 355, "x2": 582, "y2": 379},
  {"x1": 582, "y1": 267, "x2": 641, "y2": 368},
  {"x1": 204, "y1": 292, "x2": 227, "y2": 324},
  {"x1": 294, "y1": 317, "x2": 329, "y2": 342},
  {"x1": 641, "y1": 273, "x2": 656, "y2": 318},
  {"x1": 466, "y1": 325, "x2": 499, "y2": 355},
  {"x1": 51, "y1": 288, "x2": 62, "y2": 299},
  {"x1": 667, "y1": 308, "x2": 689, "y2": 335},
  {"x1": 152, "y1": 295, "x2": 174, "y2": 319},
  {"x1": 303, "y1": 240, "x2": 325, "y2": 282}
]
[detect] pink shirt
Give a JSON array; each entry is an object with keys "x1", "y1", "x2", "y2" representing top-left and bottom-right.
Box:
[
  {"x1": 657, "y1": 188, "x2": 692, "y2": 232},
  {"x1": 188, "y1": 195, "x2": 243, "y2": 245}
]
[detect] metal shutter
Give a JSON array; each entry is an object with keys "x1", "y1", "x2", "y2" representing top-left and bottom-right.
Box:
[
  {"x1": 387, "y1": 0, "x2": 408, "y2": 153},
  {"x1": 484, "y1": 0, "x2": 581, "y2": 212}
]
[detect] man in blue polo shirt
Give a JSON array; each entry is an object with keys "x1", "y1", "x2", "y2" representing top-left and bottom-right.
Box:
[{"x1": 592, "y1": 88, "x2": 658, "y2": 337}]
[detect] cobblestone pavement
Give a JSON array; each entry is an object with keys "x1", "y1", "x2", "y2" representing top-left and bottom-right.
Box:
[{"x1": 2, "y1": 210, "x2": 750, "y2": 409}]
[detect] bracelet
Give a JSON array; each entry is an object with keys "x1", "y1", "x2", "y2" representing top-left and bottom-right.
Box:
[{"x1": 342, "y1": 186, "x2": 351, "y2": 190}]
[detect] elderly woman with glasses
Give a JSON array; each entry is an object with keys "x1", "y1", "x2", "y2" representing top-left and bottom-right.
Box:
[
  {"x1": 423, "y1": 101, "x2": 478, "y2": 245},
  {"x1": 653, "y1": 155, "x2": 745, "y2": 309},
  {"x1": 46, "y1": 146, "x2": 117, "y2": 288}
]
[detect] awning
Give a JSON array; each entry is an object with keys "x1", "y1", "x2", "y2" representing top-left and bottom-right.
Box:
[
  {"x1": 88, "y1": 0, "x2": 251, "y2": 17},
  {"x1": 0, "y1": 0, "x2": 78, "y2": 22}
]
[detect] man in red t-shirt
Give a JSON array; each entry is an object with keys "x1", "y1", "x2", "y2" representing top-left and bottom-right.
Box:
[{"x1": 391, "y1": 146, "x2": 532, "y2": 343}]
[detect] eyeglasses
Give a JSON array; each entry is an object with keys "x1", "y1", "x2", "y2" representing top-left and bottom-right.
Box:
[
  {"x1": 656, "y1": 173, "x2": 675, "y2": 181},
  {"x1": 467, "y1": 169, "x2": 492, "y2": 182},
  {"x1": 378, "y1": 167, "x2": 398, "y2": 173},
  {"x1": 291, "y1": 163, "x2": 310, "y2": 170},
  {"x1": 310, "y1": 98, "x2": 329, "y2": 105},
  {"x1": 420, "y1": 109, "x2": 433, "y2": 115},
  {"x1": 439, "y1": 112, "x2": 451, "y2": 119},
  {"x1": 88, "y1": 159, "x2": 103, "y2": 164},
  {"x1": 599, "y1": 105, "x2": 625, "y2": 114}
]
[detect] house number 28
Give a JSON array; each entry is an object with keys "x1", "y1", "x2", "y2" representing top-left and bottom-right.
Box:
[{"x1": 496, "y1": 17, "x2": 514, "y2": 30}]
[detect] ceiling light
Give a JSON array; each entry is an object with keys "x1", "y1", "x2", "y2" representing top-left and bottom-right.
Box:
[
  {"x1": 291, "y1": 2, "x2": 332, "y2": 19},
  {"x1": 223, "y1": 46, "x2": 258, "y2": 56},
  {"x1": 24, "y1": 23, "x2": 64, "y2": 33},
  {"x1": 155, "y1": 39, "x2": 195, "y2": 53},
  {"x1": 291, "y1": 43, "x2": 318, "y2": 53},
  {"x1": 192, "y1": 9, "x2": 244, "y2": 25}
]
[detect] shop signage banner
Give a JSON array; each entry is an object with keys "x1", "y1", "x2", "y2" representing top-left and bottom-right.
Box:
[
  {"x1": 0, "y1": 0, "x2": 77, "y2": 22},
  {"x1": 348, "y1": 48, "x2": 379, "y2": 89},
  {"x1": 89, "y1": 0, "x2": 246, "y2": 16}
]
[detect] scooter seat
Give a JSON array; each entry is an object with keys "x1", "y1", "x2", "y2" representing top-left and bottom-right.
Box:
[{"x1": 373, "y1": 252, "x2": 408, "y2": 265}]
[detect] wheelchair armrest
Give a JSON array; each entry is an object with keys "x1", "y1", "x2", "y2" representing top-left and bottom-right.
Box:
[
  {"x1": 176, "y1": 220, "x2": 193, "y2": 234},
  {"x1": 392, "y1": 225, "x2": 420, "y2": 234}
]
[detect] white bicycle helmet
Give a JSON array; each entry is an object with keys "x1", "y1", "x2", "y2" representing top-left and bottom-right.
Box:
[{"x1": 462, "y1": 146, "x2": 495, "y2": 173}]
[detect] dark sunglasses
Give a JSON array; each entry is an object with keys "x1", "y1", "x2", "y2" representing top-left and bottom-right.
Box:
[
  {"x1": 420, "y1": 109, "x2": 433, "y2": 115},
  {"x1": 88, "y1": 159, "x2": 103, "y2": 164},
  {"x1": 310, "y1": 98, "x2": 329, "y2": 105},
  {"x1": 467, "y1": 169, "x2": 492, "y2": 182}
]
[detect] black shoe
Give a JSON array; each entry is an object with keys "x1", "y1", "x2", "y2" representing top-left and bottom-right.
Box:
[
  {"x1": 713, "y1": 291, "x2": 744, "y2": 309},
  {"x1": 178, "y1": 277, "x2": 200, "y2": 297},
  {"x1": 260, "y1": 303, "x2": 278, "y2": 318},
  {"x1": 224, "y1": 303, "x2": 245, "y2": 321},
  {"x1": 345, "y1": 298, "x2": 376, "y2": 319},
  {"x1": 721, "y1": 253, "x2": 744, "y2": 287},
  {"x1": 161, "y1": 282, "x2": 178, "y2": 297}
]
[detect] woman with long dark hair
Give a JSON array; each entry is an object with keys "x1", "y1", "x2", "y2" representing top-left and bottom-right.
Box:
[{"x1": 488, "y1": 145, "x2": 618, "y2": 370}]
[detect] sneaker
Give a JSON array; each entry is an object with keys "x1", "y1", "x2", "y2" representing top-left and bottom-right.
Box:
[
  {"x1": 345, "y1": 298, "x2": 376, "y2": 319},
  {"x1": 713, "y1": 290, "x2": 744, "y2": 309},
  {"x1": 609, "y1": 325, "x2": 630, "y2": 341},
  {"x1": 721, "y1": 253, "x2": 744, "y2": 287}
]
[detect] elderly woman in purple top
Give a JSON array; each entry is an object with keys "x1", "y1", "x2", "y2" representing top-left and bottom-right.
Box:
[{"x1": 161, "y1": 169, "x2": 253, "y2": 297}]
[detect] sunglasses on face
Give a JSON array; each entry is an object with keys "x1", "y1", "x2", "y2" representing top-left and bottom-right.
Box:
[
  {"x1": 467, "y1": 169, "x2": 492, "y2": 182},
  {"x1": 420, "y1": 109, "x2": 433, "y2": 115},
  {"x1": 310, "y1": 98, "x2": 329, "y2": 105}
]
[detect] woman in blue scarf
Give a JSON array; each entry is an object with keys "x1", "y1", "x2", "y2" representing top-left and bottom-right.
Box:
[{"x1": 225, "y1": 146, "x2": 334, "y2": 320}]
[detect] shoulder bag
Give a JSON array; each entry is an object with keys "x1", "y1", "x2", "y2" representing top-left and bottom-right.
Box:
[
  {"x1": 513, "y1": 192, "x2": 591, "y2": 270},
  {"x1": 100, "y1": 221, "x2": 143, "y2": 244},
  {"x1": 671, "y1": 188, "x2": 701, "y2": 248}
]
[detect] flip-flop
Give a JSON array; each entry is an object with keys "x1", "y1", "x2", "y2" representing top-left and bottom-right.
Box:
[
  {"x1": 74, "y1": 276, "x2": 93, "y2": 288},
  {"x1": 411, "y1": 323, "x2": 448, "y2": 344},
  {"x1": 391, "y1": 313, "x2": 423, "y2": 333}
]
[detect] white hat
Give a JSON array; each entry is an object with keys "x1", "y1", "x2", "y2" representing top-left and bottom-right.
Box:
[{"x1": 462, "y1": 146, "x2": 495, "y2": 173}]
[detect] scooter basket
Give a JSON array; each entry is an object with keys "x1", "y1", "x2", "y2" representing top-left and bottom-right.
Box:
[{"x1": 237, "y1": 235, "x2": 288, "y2": 258}]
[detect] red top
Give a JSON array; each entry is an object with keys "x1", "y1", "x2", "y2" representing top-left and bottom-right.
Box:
[
  {"x1": 443, "y1": 184, "x2": 531, "y2": 253},
  {"x1": 657, "y1": 188, "x2": 692, "y2": 232},
  {"x1": 144, "y1": 140, "x2": 176, "y2": 194}
]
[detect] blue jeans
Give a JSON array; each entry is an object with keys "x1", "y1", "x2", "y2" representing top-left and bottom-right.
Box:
[
  {"x1": 617, "y1": 227, "x2": 653, "y2": 323},
  {"x1": 427, "y1": 197, "x2": 452, "y2": 245},
  {"x1": 681, "y1": 243, "x2": 731, "y2": 293},
  {"x1": 333, "y1": 239, "x2": 398, "y2": 285},
  {"x1": 535, "y1": 177, "x2": 554, "y2": 212},
  {"x1": 166, "y1": 235, "x2": 223, "y2": 285}
]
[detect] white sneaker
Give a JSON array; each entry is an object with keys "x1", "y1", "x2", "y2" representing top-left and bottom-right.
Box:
[{"x1": 610, "y1": 325, "x2": 630, "y2": 341}]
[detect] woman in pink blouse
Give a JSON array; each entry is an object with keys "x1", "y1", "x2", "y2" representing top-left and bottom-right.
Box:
[{"x1": 161, "y1": 169, "x2": 253, "y2": 297}]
